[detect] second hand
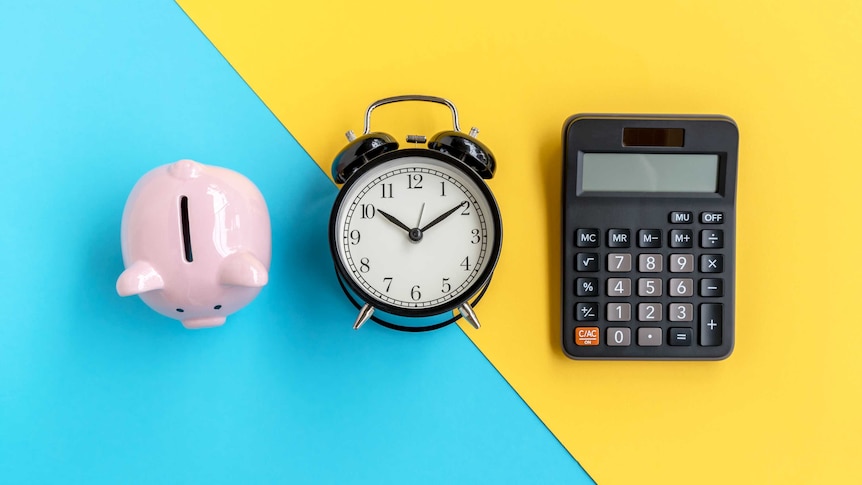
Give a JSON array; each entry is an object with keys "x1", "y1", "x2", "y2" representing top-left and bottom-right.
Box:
[{"x1": 416, "y1": 203, "x2": 426, "y2": 229}]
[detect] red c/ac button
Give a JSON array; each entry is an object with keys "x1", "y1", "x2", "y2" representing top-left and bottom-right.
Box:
[{"x1": 575, "y1": 326, "x2": 600, "y2": 346}]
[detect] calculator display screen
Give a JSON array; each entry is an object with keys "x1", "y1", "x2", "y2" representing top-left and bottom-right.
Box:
[{"x1": 581, "y1": 153, "x2": 719, "y2": 193}]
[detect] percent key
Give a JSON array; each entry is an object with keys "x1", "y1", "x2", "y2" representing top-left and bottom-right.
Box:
[{"x1": 577, "y1": 278, "x2": 599, "y2": 296}]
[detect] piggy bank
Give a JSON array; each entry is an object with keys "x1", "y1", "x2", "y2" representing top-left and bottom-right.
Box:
[{"x1": 117, "y1": 159, "x2": 271, "y2": 329}]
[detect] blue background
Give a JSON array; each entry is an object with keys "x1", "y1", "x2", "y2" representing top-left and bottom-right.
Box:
[{"x1": 0, "y1": 2, "x2": 591, "y2": 483}]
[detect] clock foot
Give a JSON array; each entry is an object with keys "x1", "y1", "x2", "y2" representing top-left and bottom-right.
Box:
[
  {"x1": 458, "y1": 302, "x2": 481, "y2": 330},
  {"x1": 353, "y1": 303, "x2": 375, "y2": 330}
]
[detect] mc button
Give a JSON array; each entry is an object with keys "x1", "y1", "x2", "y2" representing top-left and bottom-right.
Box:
[{"x1": 576, "y1": 228, "x2": 599, "y2": 248}]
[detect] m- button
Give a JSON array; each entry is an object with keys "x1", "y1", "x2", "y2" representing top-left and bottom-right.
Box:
[{"x1": 638, "y1": 229, "x2": 662, "y2": 248}]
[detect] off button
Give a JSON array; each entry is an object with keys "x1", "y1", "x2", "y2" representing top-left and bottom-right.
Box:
[{"x1": 701, "y1": 211, "x2": 724, "y2": 224}]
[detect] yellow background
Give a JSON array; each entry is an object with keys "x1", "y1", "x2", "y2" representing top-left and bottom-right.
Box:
[{"x1": 178, "y1": 0, "x2": 862, "y2": 482}]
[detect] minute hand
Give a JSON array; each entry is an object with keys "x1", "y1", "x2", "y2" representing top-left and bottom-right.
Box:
[{"x1": 420, "y1": 201, "x2": 468, "y2": 232}]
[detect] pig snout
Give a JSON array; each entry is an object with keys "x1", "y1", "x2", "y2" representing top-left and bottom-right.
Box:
[{"x1": 168, "y1": 159, "x2": 203, "y2": 180}]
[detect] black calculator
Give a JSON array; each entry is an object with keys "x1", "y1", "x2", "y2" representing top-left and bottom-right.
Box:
[{"x1": 561, "y1": 114, "x2": 738, "y2": 360}]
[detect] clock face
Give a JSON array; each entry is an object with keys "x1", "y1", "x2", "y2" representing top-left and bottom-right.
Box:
[{"x1": 331, "y1": 150, "x2": 501, "y2": 317}]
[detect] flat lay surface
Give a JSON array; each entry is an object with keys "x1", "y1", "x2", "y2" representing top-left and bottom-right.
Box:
[
  {"x1": 1, "y1": 1, "x2": 861, "y2": 483},
  {"x1": 0, "y1": 2, "x2": 587, "y2": 483}
]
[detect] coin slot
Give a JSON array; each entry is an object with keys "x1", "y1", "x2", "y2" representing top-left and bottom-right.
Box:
[{"x1": 180, "y1": 196, "x2": 193, "y2": 262}]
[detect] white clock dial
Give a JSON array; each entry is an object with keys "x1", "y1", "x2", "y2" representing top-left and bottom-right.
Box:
[{"x1": 334, "y1": 155, "x2": 499, "y2": 314}]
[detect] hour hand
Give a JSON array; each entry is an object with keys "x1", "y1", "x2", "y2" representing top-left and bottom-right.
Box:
[{"x1": 377, "y1": 209, "x2": 411, "y2": 233}]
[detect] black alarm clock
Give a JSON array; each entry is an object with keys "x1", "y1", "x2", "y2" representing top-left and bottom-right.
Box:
[{"x1": 329, "y1": 95, "x2": 503, "y2": 332}]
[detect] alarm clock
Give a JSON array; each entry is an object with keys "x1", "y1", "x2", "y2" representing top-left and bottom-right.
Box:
[
  {"x1": 117, "y1": 159, "x2": 271, "y2": 329},
  {"x1": 329, "y1": 95, "x2": 503, "y2": 332}
]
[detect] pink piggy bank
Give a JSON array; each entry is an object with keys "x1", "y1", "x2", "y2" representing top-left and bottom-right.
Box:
[{"x1": 117, "y1": 159, "x2": 271, "y2": 329}]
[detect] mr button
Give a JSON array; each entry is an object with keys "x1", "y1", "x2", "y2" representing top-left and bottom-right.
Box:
[{"x1": 575, "y1": 327, "x2": 600, "y2": 346}]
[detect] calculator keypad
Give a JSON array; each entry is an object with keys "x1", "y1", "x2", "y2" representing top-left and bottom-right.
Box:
[{"x1": 567, "y1": 210, "x2": 730, "y2": 358}]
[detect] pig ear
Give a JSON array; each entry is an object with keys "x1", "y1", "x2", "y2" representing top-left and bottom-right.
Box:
[
  {"x1": 219, "y1": 252, "x2": 269, "y2": 288},
  {"x1": 117, "y1": 261, "x2": 164, "y2": 296}
]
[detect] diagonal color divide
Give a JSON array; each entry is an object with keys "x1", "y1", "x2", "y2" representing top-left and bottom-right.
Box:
[{"x1": 178, "y1": 0, "x2": 862, "y2": 482}]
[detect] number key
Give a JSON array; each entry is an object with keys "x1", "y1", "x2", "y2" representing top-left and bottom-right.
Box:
[
  {"x1": 670, "y1": 254, "x2": 694, "y2": 272},
  {"x1": 607, "y1": 253, "x2": 632, "y2": 272},
  {"x1": 606, "y1": 303, "x2": 631, "y2": 322},
  {"x1": 638, "y1": 254, "x2": 663, "y2": 272},
  {"x1": 638, "y1": 278, "x2": 662, "y2": 296},
  {"x1": 669, "y1": 278, "x2": 694, "y2": 297},
  {"x1": 669, "y1": 303, "x2": 693, "y2": 322},
  {"x1": 638, "y1": 303, "x2": 662, "y2": 322},
  {"x1": 607, "y1": 327, "x2": 631, "y2": 346},
  {"x1": 607, "y1": 278, "x2": 632, "y2": 296}
]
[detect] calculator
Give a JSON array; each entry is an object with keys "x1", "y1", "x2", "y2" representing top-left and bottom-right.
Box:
[{"x1": 561, "y1": 114, "x2": 738, "y2": 360}]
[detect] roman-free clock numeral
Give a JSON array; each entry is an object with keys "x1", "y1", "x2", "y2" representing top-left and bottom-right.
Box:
[
  {"x1": 329, "y1": 96, "x2": 502, "y2": 333},
  {"x1": 407, "y1": 173, "x2": 423, "y2": 189},
  {"x1": 333, "y1": 157, "x2": 499, "y2": 320}
]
